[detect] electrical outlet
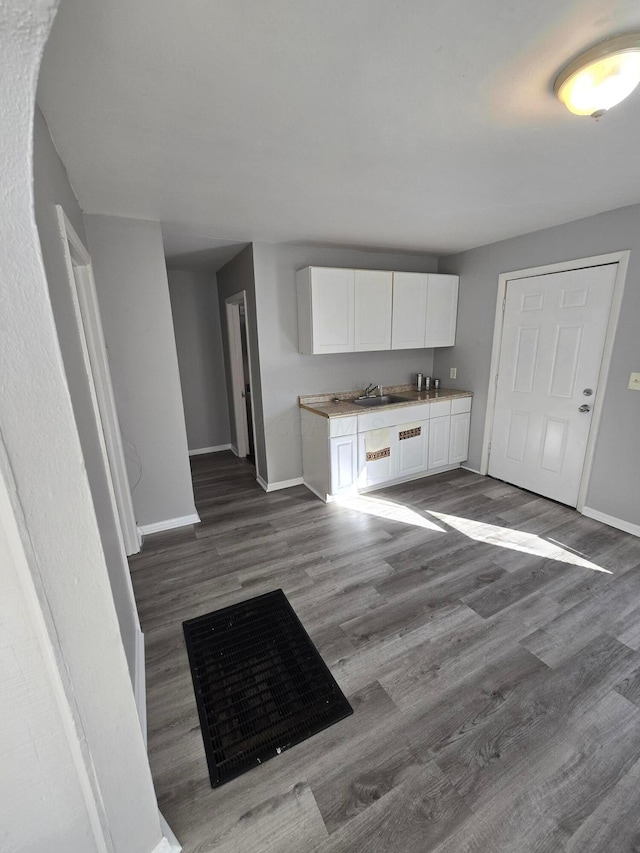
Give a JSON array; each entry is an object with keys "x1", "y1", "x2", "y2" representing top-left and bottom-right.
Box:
[
  {"x1": 449, "y1": 367, "x2": 457, "y2": 379},
  {"x1": 629, "y1": 372, "x2": 640, "y2": 391}
]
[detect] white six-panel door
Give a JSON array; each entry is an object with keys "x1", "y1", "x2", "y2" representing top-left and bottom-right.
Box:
[{"x1": 489, "y1": 264, "x2": 617, "y2": 506}]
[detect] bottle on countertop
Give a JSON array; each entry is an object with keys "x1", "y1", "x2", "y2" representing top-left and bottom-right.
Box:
[
  {"x1": 433, "y1": 378, "x2": 441, "y2": 390},
  {"x1": 416, "y1": 372, "x2": 424, "y2": 391},
  {"x1": 424, "y1": 376, "x2": 431, "y2": 391}
]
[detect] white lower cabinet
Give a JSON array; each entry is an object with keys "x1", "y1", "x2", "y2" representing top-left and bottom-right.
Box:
[
  {"x1": 396, "y1": 420, "x2": 429, "y2": 477},
  {"x1": 428, "y1": 416, "x2": 451, "y2": 469},
  {"x1": 358, "y1": 430, "x2": 395, "y2": 487},
  {"x1": 301, "y1": 396, "x2": 472, "y2": 502},
  {"x1": 449, "y1": 412, "x2": 471, "y2": 464},
  {"x1": 359, "y1": 418, "x2": 430, "y2": 487},
  {"x1": 330, "y1": 435, "x2": 358, "y2": 494}
]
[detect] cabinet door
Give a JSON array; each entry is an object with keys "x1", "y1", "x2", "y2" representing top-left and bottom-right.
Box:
[
  {"x1": 311, "y1": 267, "x2": 355, "y2": 354},
  {"x1": 358, "y1": 430, "x2": 395, "y2": 486},
  {"x1": 396, "y1": 420, "x2": 429, "y2": 477},
  {"x1": 330, "y1": 434, "x2": 358, "y2": 495},
  {"x1": 425, "y1": 274, "x2": 458, "y2": 348},
  {"x1": 391, "y1": 272, "x2": 428, "y2": 349},
  {"x1": 428, "y1": 415, "x2": 451, "y2": 469},
  {"x1": 354, "y1": 270, "x2": 393, "y2": 351},
  {"x1": 449, "y1": 412, "x2": 470, "y2": 464}
]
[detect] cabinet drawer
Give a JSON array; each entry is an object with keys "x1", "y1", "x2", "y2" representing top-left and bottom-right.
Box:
[
  {"x1": 329, "y1": 416, "x2": 357, "y2": 437},
  {"x1": 451, "y1": 396, "x2": 472, "y2": 415},
  {"x1": 357, "y1": 402, "x2": 431, "y2": 432},
  {"x1": 429, "y1": 400, "x2": 451, "y2": 418}
]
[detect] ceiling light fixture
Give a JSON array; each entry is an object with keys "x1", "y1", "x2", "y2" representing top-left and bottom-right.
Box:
[{"x1": 554, "y1": 32, "x2": 640, "y2": 118}]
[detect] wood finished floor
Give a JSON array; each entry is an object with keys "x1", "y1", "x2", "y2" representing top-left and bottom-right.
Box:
[{"x1": 130, "y1": 452, "x2": 640, "y2": 853}]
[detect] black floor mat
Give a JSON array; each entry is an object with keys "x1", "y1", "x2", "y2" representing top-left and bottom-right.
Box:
[{"x1": 183, "y1": 589, "x2": 353, "y2": 787}]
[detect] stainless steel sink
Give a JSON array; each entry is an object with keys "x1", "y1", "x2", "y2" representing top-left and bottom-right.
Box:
[{"x1": 352, "y1": 394, "x2": 410, "y2": 408}]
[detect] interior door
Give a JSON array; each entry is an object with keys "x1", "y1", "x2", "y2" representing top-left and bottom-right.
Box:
[{"x1": 489, "y1": 264, "x2": 617, "y2": 506}]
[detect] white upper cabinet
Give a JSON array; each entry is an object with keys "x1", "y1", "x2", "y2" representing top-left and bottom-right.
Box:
[
  {"x1": 297, "y1": 266, "x2": 458, "y2": 354},
  {"x1": 392, "y1": 272, "x2": 459, "y2": 350},
  {"x1": 425, "y1": 274, "x2": 459, "y2": 348},
  {"x1": 297, "y1": 267, "x2": 355, "y2": 354},
  {"x1": 354, "y1": 270, "x2": 393, "y2": 351},
  {"x1": 391, "y1": 273, "x2": 428, "y2": 349}
]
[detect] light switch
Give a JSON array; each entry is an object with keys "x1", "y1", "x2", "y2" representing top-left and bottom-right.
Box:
[
  {"x1": 628, "y1": 372, "x2": 640, "y2": 391},
  {"x1": 449, "y1": 367, "x2": 457, "y2": 379}
]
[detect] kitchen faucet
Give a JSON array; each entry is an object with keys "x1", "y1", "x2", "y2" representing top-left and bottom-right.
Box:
[{"x1": 364, "y1": 383, "x2": 382, "y2": 397}]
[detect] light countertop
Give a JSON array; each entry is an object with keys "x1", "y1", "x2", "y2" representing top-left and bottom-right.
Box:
[{"x1": 299, "y1": 385, "x2": 472, "y2": 418}]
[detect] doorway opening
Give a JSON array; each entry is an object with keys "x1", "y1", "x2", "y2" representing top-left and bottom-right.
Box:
[
  {"x1": 57, "y1": 206, "x2": 140, "y2": 554},
  {"x1": 481, "y1": 251, "x2": 629, "y2": 510},
  {"x1": 225, "y1": 291, "x2": 257, "y2": 468},
  {"x1": 238, "y1": 303, "x2": 255, "y2": 465}
]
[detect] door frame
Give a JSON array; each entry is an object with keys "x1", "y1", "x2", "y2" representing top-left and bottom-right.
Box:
[
  {"x1": 481, "y1": 251, "x2": 630, "y2": 511},
  {"x1": 56, "y1": 206, "x2": 140, "y2": 555},
  {"x1": 225, "y1": 291, "x2": 259, "y2": 471}
]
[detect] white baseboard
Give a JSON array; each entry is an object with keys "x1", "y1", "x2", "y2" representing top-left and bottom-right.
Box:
[
  {"x1": 189, "y1": 444, "x2": 231, "y2": 456},
  {"x1": 303, "y1": 465, "x2": 461, "y2": 504},
  {"x1": 581, "y1": 506, "x2": 640, "y2": 538},
  {"x1": 134, "y1": 628, "x2": 147, "y2": 748},
  {"x1": 156, "y1": 813, "x2": 182, "y2": 852},
  {"x1": 136, "y1": 526, "x2": 144, "y2": 547},
  {"x1": 258, "y1": 476, "x2": 304, "y2": 493},
  {"x1": 152, "y1": 832, "x2": 181, "y2": 853},
  {"x1": 302, "y1": 480, "x2": 329, "y2": 502},
  {"x1": 138, "y1": 512, "x2": 201, "y2": 536},
  {"x1": 230, "y1": 444, "x2": 239, "y2": 457},
  {"x1": 461, "y1": 464, "x2": 482, "y2": 475},
  {"x1": 358, "y1": 464, "x2": 459, "y2": 494}
]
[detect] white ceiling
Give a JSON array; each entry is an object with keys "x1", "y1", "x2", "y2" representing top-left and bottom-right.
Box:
[{"x1": 38, "y1": 0, "x2": 640, "y2": 265}]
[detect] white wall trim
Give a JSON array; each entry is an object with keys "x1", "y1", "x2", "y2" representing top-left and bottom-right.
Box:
[
  {"x1": 460, "y1": 464, "x2": 482, "y2": 475},
  {"x1": 582, "y1": 507, "x2": 640, "y2": 538},
  {"x1": 138, "y1": 512, "x2": 200, "y2": 536},
  {"x1": 303, "y1": 466, "x2": 460, "y2": 503},
  {"x1": 134, "y1": 628, "x2": 147, "y2": 747},
  {"x1": 151, "y1": 835, "x2": 180, "y2": 853},
  {"x1": 189, "y1": 444, "x2": 231, "y2": 456},
  {"x1": 224, "y1": 290, "x2": 264, "y2": 481},
  {"x1": 258, "y1": 476, "x2": 304, "y2": 493},
  {"x1": 230, "y1": 444, "x2": 239, "y2": 457},
  {"x1": 56, "y1": 206, "x2": 141, "y2": 558},
  {"x1": 158, "y1": 814, "x2": 182, "y2": 852},
  {"x1": 480, "y1": 251, "x2": 630, "y2": 512},
  {"x1": 302, "y1": 479, "x2": 330, "y2": 502}
]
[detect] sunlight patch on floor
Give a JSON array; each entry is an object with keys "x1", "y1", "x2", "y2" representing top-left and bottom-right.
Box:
[
  {"x1": 336, "y1": 495, "x2": 446, "y2": 531},
  {"x1": 429, "y1": 511, "x2": 611, "y2": 573}
]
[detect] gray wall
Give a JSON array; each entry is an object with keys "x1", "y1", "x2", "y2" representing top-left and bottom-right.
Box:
[
  {"x1": 84, "y1": 214, "x2": 197, "y2": 528},
  {"x1": 217, "y1": 245, "x2": 268, "y2": 478},
  {"x1": 436, "y1": 203, "x2": 640, "y2": 526},
  {"x1": 168, "y1": 269, "x2": 231, "y2": 452},
  {"x1": 33, "y1": 107, "x2": 138, "y2": 676},
  {"x1": 252, "y1": 243, "x2": 439, "y2": 484},
  {"x1": 1, "y1": 5, "x2": 162, "y2": 849}
]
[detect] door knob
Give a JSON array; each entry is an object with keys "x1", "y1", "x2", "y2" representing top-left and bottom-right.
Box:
[{"x1": 578, "y1": 404, "x2": 591, "y2": 413}]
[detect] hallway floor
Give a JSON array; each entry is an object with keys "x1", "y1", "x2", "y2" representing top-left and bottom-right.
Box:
[{"x1": 130, "y1": 452, "x2": 640, "y2": 852}]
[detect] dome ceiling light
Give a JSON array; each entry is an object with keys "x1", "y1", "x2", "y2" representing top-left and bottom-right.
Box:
[{"x1": 554, "y1": 32, "x2": 640, "y2": 118}]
